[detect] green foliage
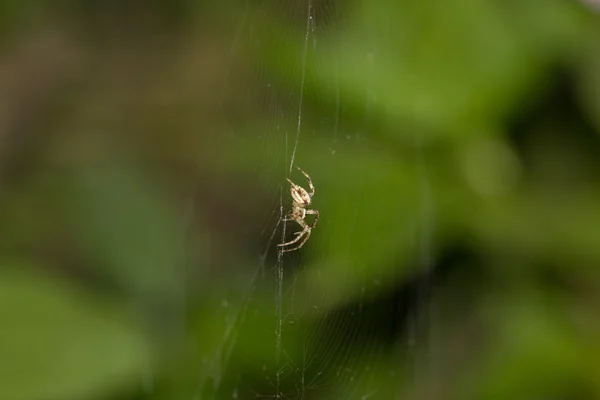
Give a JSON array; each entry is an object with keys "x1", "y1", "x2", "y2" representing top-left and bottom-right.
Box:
[
  {"x1": 1, "y1": 0, "x2": 600, "y2": 399},
  {"x1": 0, "y1": 265, "x2": 149, "y2": 399}
]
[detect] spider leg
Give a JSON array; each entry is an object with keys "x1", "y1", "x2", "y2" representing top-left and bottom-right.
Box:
[
  {"x1": 280, "y1": 229, "x2": 311, "y2": 253},
  {"x1": 286, "y1": 178, "x2": 298, "y2": 189},
  {"x1": 305, "y1": 209, "x2": 319, "y2": 228},
  {"x1": 296, "y1": 167, "x2": 314, "y2": 197},
  {"x1": 282, "y1": 209, "x2": 301, "y2": 222},
  {"x1": 278, "y1": 218, "x2": 310, "y2": 247},
  {"x1": 281, "y1": 219, "x2": 302, "y2": 235},
  {"x1": 278, "y1": 226, "x2": 309, "y2": 247}
]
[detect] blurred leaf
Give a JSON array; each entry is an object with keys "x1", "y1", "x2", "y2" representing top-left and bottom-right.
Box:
[
  {"x1": 461, "y1": 290, "x2": 600, "y2": 399},
  {"x1": 469, "y1": 190, "x2": 600, "y2": 273},
  {"x1": 578, "y1": 26, "x2": 600, "y2": 135},
  {"x1": 64, "y1": 161, "x2": 185, "y2": 300},
  {"x1": 259, "y1": 0, "x2": 587, "y2": 140},
  {"x1": 0, "y1": 263, "x2": 149, "y2": 400}
]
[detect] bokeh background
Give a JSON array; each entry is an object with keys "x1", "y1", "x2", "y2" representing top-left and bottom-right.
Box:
[{"x1": 2, "y1": 1, "x2": 600, "y2": 399}]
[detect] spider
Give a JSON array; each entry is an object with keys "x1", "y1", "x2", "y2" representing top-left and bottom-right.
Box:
[{"x1": 278, "y1": 166, "x2": 320, "y2": 253}]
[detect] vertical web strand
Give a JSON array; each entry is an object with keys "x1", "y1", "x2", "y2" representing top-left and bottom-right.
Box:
[{"x1": 289, "y1": 0, "x2": 313, "y2": 173}]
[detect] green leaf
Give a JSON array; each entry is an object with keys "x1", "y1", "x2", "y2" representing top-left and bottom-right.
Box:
[{"x1": 0, "y1": 263, "x2": 149, "y2": 400}]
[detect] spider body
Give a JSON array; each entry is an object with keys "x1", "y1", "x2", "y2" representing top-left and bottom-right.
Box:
[{"x1": 278, "y1": 167, "x2": 319, "y2": 253}]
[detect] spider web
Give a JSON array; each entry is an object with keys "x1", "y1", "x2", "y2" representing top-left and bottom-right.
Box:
[{"x1": 188, "y1": 1, "x2": 435, "y2": 399}]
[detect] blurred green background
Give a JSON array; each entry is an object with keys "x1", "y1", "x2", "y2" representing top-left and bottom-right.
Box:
[{"x1": 1, "y1": 1, "x2": 600, "y2": 399}]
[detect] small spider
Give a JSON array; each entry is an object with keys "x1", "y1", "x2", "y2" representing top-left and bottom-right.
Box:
[{"x1": 278, "y1": 166, "x2": 320, "y2": 253}]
